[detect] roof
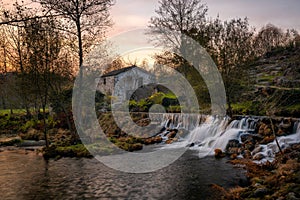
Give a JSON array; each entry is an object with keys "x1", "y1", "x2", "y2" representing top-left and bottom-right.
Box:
[{"x1": 101, "y1": 65, "x2": 150, "y2": 78}]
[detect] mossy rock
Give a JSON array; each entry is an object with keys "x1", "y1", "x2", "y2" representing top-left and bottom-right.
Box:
[
  {"x1": 43, "y1": 144, "x2": 92, "y2": 159},
  {"x1": 0, "y1": 137, "x2": 22, "y2": 146}
]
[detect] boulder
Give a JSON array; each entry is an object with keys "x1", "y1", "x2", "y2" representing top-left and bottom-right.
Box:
[
  {"x1": 225, "y1": 139, "x2": 241, "y2": 155},
  {"x1": 214, "y1": 148, "x2": 225, "y2": 158},
  {"x1": 260, "y1": 135, "x2": 275, "y2": 144},
  {"x1": 166, "y1": 130, "x2": 177, "y2": 139},
  {"x1": 143, "y1": 136, "x2": 162, "y2": 145}
]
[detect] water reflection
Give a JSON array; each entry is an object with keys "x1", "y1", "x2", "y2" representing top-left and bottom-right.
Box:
[{"x1": 0, "y1": 150, "x2": 245, "y2": 200}]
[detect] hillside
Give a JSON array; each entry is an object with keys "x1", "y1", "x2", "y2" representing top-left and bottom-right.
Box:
[{"x1": 233, "y1": 45, "x2": 300, "y2": 117}]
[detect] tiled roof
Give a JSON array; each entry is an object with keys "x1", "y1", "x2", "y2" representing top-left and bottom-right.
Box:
[{"x1": 101, "y1": 65, "x2": 137, "y2": 77}]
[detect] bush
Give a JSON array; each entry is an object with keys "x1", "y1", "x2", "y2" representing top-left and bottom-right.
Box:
[
  {"x1": 19, "y1": 119, "x2": 38, "y2": 132},
  {"x1": 167, "y1": 105, "x2": 182, "y2": 113},
  {"x1": 148, "y1": 92, "x2": 165, "y2": 104},
  {"x1": 129, "y1": 99, "x2": 152, "y2": 112}
]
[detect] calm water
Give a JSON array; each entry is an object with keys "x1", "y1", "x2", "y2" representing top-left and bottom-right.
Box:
[{"x1": 0, "y1": 149, "x2": 246, "y2": 200}]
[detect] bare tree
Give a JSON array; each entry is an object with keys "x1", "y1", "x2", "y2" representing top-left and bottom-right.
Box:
[
  {"x1": 148, "y1": 0, "x2": 208, "y2": 49},
  {"x1": 211, "y1": 18, "x2": 255, "y2": 115},
  {"x1": 33, "y1": 0, "x2": 114, "y2": 73},
  {"x1": 254, "y1": 24, "x2": 285, "y2": 56}
]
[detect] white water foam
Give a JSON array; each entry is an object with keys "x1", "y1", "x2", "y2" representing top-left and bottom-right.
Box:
[
  {"x1": 253, "y1": 120, "x2": 300, "y2": 163},
  {"x1": 158, "y1": 113, "x2": 300, "y2": 162}
]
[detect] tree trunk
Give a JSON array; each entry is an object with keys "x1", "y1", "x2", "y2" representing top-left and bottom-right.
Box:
[
  {"x1": 227, "y1": 96, "x2": 233, "y2": 117},
  {"x1": 42, "y1": 106, "x2": 49, "y2": 148}
]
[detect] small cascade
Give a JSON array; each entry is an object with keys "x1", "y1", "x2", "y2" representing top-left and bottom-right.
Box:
[
  {"x1": 226, "y1": 117, "x2": 258, "y2": 130},
  {"x1": 150, "y1": 113, "x2": 205, "y2": 131},
  {"x1": 188, "y1": 117, "x2": 257, "y2": 157},
  {"x1": 155, "y1": 113, "x2": 300, "y2": 162},
  {"x1": 253, "y1": 120, "x2": 300, "y2": 163},
  {"x1": 293, "y1": 120, "x2": 300, "y2": 134},
  {"x1": 161, "y1": 116, "x2": 259, "y2": 158}
]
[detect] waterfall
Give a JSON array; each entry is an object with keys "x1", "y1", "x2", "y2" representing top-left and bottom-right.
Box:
[
  {"x1": 253, "y1": 120, "x2": 300, "y2": 163},
  {"x1": 149, "y1": 113, "x2": 205, "y2": 131},
  {"x1": 186, "y1": 116, "x2": 258, "y2": 158},
  {"x1": 154, "y1": 113, "x2": 300, "y2": 162}
]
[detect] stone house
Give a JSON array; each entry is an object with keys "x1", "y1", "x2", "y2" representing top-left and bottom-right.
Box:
[{"x1": 97, "y1": 65, "x2": 155, "y2": 103}]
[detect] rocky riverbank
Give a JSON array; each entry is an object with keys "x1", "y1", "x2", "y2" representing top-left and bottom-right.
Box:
[
  {"x1": 210, "y1": 116, "x2": 300, "y2": 199},
  {"x1": 213, "y1": 143, "x2": 300, "y2": 199}
]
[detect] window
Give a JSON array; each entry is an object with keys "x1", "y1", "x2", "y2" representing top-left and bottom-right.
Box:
[{"x1": 103, "y1": 78, "x2": 106, "y2": 85}]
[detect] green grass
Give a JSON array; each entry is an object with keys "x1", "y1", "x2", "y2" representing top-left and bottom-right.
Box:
[
  {"x1": 0, "y1": 109, "x2": 27, "y2": 115},
  {"x1": 231, "y1": 101, "x2": 266, "y2": 116},
  {"x1": 258, "y1": 75, "x2": 276, "y2": 82},
  {"x1": 0, "y1": 108, "x2": 50, "y2": 116}
]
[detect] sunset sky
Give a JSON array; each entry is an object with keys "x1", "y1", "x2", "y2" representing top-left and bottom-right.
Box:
[
  {"x1": 2, "y1": 0, "x2": 299, "y2": 35},
  {"x1": 2, "y1": 0, "x2": 300, "y2": 65},
  {"x1": 109, "y1": 0, "x2": 300, "y2": 65},
  {"x1": 110, "y1": 0, "x2": 300, "y2": 35}
]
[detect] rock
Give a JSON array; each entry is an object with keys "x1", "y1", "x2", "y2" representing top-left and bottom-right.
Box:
[
  {"x1": 188, "y1": 143, "x2": 195, "y2": 147},
  {"x1": 252, "y1": 187, "x2": 269, "y2": 198},
  {"x1": 230, "y1": 153, "x2": 238, "y2": 160},
  {"x1": 277, "y1": 128, "x2": 285, "y2": 136},
  {"x1": 242, "y1": 150, "x2": 252, "y2": 159},
  {"x1": 252, "y1": 146, "x2": 264, "y2": 155},
  {"x1": 258, "y1": 124, "x2": 266, "y2": 135},
  {"x1": 165, "y1": 138, "x2": 178, "y2": 144},
  {"x1": 47, "y1": 128, "x2": 58, "y2": 136},
  {"x1": 287, "y1": 192, "x2": 299, "y2": 200},
  {"x1": 214, "y1": 149, "x2": 225, "y2": 158},
  {"x1": 243, "y1": 140, "x2": 256, "y2": 151},
  {"x1": 227, "y1": 147, "x2": 241, "y2": 155},
  {"x1": 240, "y1": 134, "x2": 253, "y2": 143},
  {"x1": 0, "y1": 137, "x2": 22, "y2": 146},
  {"x1": 143, "y1": 136, "x2": 162, "y2": 145},
  {"x1": 253, "y1": 153, "x2": 265, "y2": 161},
  {"x1": 263, "y1": 126, "x2": 272, "y2": 136},
  {"x1": 165, "y1": 139, "x2": 173, "y2": 144},
  {"x1": 260, "y1": 135, "x2": 275, "y2": 144},
  {"x1": 135, "y1": 118, "x2": 151, "y2": 127},
  {"x1": 20, "y1": 128, "x2": 44, "y2": 141},
  {"x1": 226, "y1": 139, "x2": 241, "y2": 155},
  {"x1": 166, "y1": 130, "x2": 177, "y2": 139},
  {"x1": 226, "y1": 139, "x2": 241, "y2": 148}
]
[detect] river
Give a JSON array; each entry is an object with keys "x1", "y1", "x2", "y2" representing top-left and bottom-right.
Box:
[{"x1": 0, "y1": 149, "x2": 246, "y2": 200}]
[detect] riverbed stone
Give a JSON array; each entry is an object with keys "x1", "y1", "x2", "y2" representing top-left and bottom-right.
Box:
[
  {"x1": 260, "y1": 135, "x2": 275, "y2": 144},
  {"x1": 166, "y1": 130, "x2": 177, "y2": 139},
  {"x1": 242, "y1": 150, "x2": 252, "y2": 159},
  {"x1": 252, "y1": 187, "x2": 270, "y2": 198},
  {"x1": 214, "y1": 149, "x2": 225, "y2": 158},
  {"x1": 253, "y1": 153, "x2": 265, "y2": 161}
]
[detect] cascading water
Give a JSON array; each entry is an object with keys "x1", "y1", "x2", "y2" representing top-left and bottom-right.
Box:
[
  {"x1": 186, "y1": 116, "x2": 257, "y2": 158},
  {"x1": 157, "y1": 113, "x2": 300, "y2": 162},
  {"x1": 157, "y1": 113, "x2": 204, "y2": 131},
  {"x1": 253, "y1": 120, "x2": 300, "y2": 163}
]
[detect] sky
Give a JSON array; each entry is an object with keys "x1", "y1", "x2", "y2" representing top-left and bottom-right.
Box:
[
  {"x1": 110, "y1": 0, "x2": 300, "y2": 35},
  {"x1": 2, "y1": 0, "x2": 300, "y2": 65},
  {"x1": 108, "y1": 0, "x2": 300, "y2": 65}
]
